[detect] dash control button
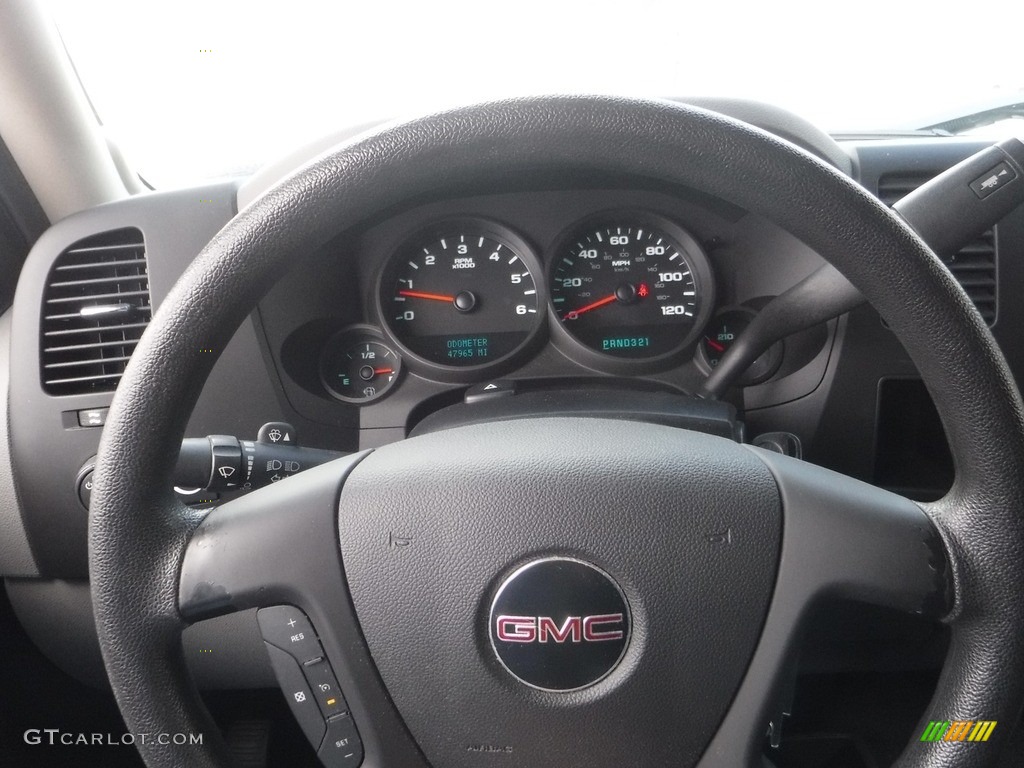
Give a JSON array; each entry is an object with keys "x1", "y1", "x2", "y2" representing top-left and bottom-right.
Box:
[
  {"x1": 264, "y1": 643, "x2": 326, "y2": 748},
  {"x1": 318, "y1": 715, "x2": 363, "y2": 767},
  {"x1": 76, "y1": 467, "x2": 94, "y2": 510},
  {"x1": 464, "y1": 380, "x2": 516, "y2": 404},
  {"x1": 970, "y1": 161, "x2": 1017, "y2": 198},
  {"x1": 257, "y1": 606, "x2": 323, "y2": 664},
  {"x1": 77, "y1": 408, "x2": 109, "y2": 427}
]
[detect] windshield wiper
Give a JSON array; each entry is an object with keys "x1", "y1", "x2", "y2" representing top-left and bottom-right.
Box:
[
  {"x1": 923, "y1": 103, "x2": 1024, "y2": 135},
  {"x1": 831, "y1": 128, "x2": 955, "y2": 140}
]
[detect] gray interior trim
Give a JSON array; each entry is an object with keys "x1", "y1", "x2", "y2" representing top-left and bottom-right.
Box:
[
  {"x1": 0, "y1": 0, "x2": 128, "y2": 221},
  {"x1": 104, "y1": 131, "x2": 148, "y2": 195},
  {"x1": 0, "y1": 310, "x2": 38, "y2": 576}
]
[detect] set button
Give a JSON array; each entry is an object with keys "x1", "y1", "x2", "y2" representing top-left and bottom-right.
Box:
[{"x1": 319, "y1": 715, "x2": 363, "y2": 767}]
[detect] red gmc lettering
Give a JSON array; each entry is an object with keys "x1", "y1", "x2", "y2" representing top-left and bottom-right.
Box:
[
  {"x1": 583, "y1": 613, "x2": 625, "y2": 641},
  {"x1": 496, "y1": 614, "x2": 624, "y2": 643},
  {"x1": 538, "y1": 616, "x2": 582, "y2": 643},
  {"x1": 496, "y1": 616, "x2": 536, "y2": 642}
]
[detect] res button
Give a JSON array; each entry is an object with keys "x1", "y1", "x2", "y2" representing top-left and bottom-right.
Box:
[{"x1": 257, "y1": 606, "x2": 323, "y2": 664}]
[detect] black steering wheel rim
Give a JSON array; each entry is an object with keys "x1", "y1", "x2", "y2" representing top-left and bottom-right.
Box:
[{"x1": 89, "y1": 96, "x2": 1024, "y2": 768}]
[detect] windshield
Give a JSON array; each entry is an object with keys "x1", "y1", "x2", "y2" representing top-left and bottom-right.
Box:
[{"x1": 47, "y1": 0, "x2": 1024, "y2": 188}]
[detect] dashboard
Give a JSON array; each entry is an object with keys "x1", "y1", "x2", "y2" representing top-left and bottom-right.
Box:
[
  {"x1": 262, "y1": 186, "x2": 832, "y2": 445},
  {"x1": 4, "y1": 110, "x2": 1024, "y2": 689}
]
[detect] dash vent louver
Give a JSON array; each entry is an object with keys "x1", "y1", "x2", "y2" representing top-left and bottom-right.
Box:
[
  {"x1": 877, "y1": 173, "x2": 997, "y2": 325},
  {"x1": 40, "y1": 228, "x2": 151, "y2": 395}
]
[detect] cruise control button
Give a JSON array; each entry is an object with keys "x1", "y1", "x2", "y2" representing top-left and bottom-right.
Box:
[
  {"x1": 302, "y1": 659, "x2": 348, "y2": 719},
  {"x1": 264, "y1": 643, "x2": 325, "y2": 749},
  {"x1": 318, "y1": 715, "x2": 363, "y2": 767},
  {"x1": 257, "y1": 606, "x2": 323, "y2": 663}
]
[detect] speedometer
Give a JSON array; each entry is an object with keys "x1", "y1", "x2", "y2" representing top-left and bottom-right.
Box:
[
  {"x1": 550, "y1": 214, "x2": 715, "y2": 365},
  {"x1": 379, "y1": 221, "x2": 543, "y2": 373}
]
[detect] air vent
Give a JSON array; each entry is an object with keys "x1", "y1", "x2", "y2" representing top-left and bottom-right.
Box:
[
  {"x1": 876, "y1": 173, "x2": 935, "y2": 207},
  {"x1": 40, "y1": 228, "x2": 151, "y2": 395},
  {"x1": 876, "y1": 172, "x2": 997, "y2": 325}
]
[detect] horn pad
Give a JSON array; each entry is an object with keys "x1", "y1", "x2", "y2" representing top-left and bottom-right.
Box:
[{"x1": 338, "y1": 418, "x2": 781, "y2": 768}]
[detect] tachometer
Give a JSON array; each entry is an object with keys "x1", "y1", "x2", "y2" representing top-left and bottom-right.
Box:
[
  {"x1": 550, "y1": 214, "x2": 714, "y2": 364},
  {"x1": 379, "y1": 222, "x2": 543, "y2": 371}
]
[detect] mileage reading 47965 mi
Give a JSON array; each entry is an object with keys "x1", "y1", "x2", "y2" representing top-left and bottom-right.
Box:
[{"x1": 447, "y1": 337, "x2": 490, "y2": 360}]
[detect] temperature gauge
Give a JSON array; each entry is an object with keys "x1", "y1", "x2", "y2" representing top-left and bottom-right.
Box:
[
  {"x1": 320, "y1": 329, "x2": 403, "y2": 404},
  {"x1": 698, "y1": 309, "x2": 782, "y2": 386}
]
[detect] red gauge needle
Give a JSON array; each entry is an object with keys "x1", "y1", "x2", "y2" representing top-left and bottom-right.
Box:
[
  {"x1": 706, "y1": 338, "x2": 726, "y2": 353},
  {"x1": 398, "y1": 289, "x2": 455, "y2": 302},
  {"x1": 372, "y1": 367, "x2": 394, "y2": 375},
  {"x1": 564, "y1": 294, "x2": 617, "y2": 319}
]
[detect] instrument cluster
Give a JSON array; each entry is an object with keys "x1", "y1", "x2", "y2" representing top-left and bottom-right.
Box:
[{"x1": 320, "y1": 211, "x2": 730, "y2": 403}]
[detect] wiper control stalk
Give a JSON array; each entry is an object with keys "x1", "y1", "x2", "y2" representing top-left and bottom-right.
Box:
[{"x1": 174, "y1": 422, "x2": 344, "y2": 493}]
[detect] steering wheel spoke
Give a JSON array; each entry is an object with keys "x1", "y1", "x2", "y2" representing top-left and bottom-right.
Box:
[
  {"x1": 177, "y1": 450, "x2": 429, "y2": 767},
  {"x1": 700, "y1": 450, "x2": 952, "y2": 766},
  {"x1": 178, "y1": 453, "x2": 368, "y2": 623},
  {"x1": 756, "y1": 449, "x2": 952, "y2": 617}
]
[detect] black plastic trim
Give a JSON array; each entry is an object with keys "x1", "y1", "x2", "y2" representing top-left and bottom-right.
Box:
[{"x1": 411, "y1": 387, "x2": 742, "y2": 440}]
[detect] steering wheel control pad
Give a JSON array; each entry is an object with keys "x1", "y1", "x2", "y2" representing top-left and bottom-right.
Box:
[
  {"x1": 337, "y1": 418, "x2": 781, "y2": 768},
  {"x1": 258, "y1": 606, "x2": 363, "y2": 766}
]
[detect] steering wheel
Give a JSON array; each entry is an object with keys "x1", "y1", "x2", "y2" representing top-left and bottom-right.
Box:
[{"x1": 89, "y1": 96, "x2": 1024, "y2": 768}]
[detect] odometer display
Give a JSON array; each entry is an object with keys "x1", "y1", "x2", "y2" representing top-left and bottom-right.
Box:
[
  {"x1": 380, "y1": 223, "x2": 542, "y2": 368},
  {"x1": 551, "y1": 216, "x2": 714, "y2": 361}
]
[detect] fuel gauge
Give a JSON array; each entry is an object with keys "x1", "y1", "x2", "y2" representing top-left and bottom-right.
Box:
[
  {"x1": 698, "y1": 308, "x2": 782, "y2": 386},
  {"x1": 320, "y1": 329, "x2": 403, "y2": 404}
]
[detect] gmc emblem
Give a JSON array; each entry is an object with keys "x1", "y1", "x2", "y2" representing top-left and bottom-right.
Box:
[
  {"x1": 495, "y1": 614, "x2": 625, "y2": 643},
  {"x1": 488, "y1": 557, "x2": 631, "y2": 691}
]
